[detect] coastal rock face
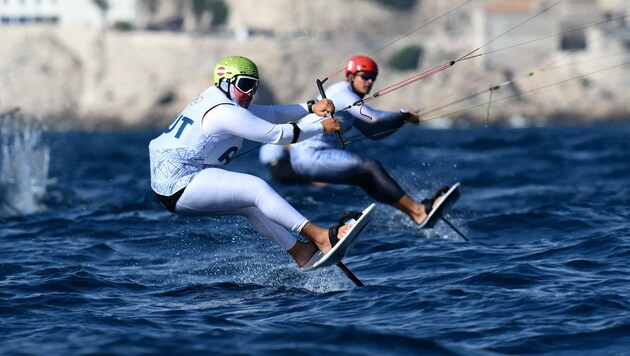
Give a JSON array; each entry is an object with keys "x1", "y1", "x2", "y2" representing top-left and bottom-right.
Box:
[
  {"x1": 0, "y1": 29, "x2": 83, "y2": 124},
  {"x1": 1, "y1": 0, "x2": 628, "y2": 129}
]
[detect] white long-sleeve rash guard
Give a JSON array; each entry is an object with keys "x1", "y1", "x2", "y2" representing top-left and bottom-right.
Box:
[
  {"x1": 203, "y1": 101, "x2": 323, "y2": 146},
  {"x1": 149, "y1": 85, "x2": 323, "y2": 196}
]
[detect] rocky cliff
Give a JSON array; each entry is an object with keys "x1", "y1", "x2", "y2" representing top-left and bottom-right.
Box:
[{"x1": 1, "y1": 0, "x2": 628, "y2": 129}]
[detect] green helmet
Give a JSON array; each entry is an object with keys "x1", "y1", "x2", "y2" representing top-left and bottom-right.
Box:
[{"x1": 213, "y1": 55, "x2": 259, "y2": 85}]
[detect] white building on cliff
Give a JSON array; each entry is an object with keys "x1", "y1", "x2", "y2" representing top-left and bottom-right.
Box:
[{"x1": 0, "y1": 0, "x2": 137, "y2": 29}]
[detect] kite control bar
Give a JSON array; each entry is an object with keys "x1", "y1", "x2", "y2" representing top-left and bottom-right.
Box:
[{"x1": 316, "y1": 78, "x2": 345, "y2": 150}]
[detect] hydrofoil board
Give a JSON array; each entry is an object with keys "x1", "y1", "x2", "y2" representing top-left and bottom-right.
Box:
[
  {"x1": 419, "y1": 182, "x2": 461, "y2": 229},
  {"x1": 301, "y1": 203, "x2": 375, "y2": 271}
]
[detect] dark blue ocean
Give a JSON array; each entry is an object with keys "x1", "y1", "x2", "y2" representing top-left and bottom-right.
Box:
[{"x1": 1, "y1": 121, "x2": 629, "y2": 355}]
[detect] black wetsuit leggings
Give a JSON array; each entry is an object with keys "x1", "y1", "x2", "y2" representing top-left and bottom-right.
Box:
[
  {"x1": 345, "y1": 159, "x2": 405, "y2": 205},
  {"x1": 292, "y1": 148, "x2": 407, "y2": 205}
]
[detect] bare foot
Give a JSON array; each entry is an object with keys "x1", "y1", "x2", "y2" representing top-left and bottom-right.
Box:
[
  {"x1": 395, "y1": 193, "x2": 446, "y2": 225},
  {"x1": 316, "y1": 223, "x2": 352, "y2": 253},
  {"x1": 300, "y1": 222, "x2": 354, "y2": 253},
  {"x1": 290, "y1": 240, "x2": 317, "y2": 267},
  {"x1": 337, "y1": 224, "x2": 352, "y2": 239},
  {"x1": 418, "y1": 194, "x2": 444, "y2": 224},
  {"x1": 291, "y1": 223, "x2": 353, "y2": 267}
]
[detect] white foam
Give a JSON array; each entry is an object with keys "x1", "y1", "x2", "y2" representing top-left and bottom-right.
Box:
[{"x1": 0, "y1": 111, "x2": 49, "y2": 216}]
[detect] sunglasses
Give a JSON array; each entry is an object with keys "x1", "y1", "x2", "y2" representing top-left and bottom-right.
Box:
[
  {"x1": 358, "y1": 72, "x2": 377, "y2": 81},
  {"x1": 233, "y1": 75, "x2": 259, "y2": 94}
]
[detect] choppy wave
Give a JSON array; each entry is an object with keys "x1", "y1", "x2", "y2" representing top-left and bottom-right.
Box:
[{"x1": 1, "y1": 123, "x2": 629, "y2": 355}]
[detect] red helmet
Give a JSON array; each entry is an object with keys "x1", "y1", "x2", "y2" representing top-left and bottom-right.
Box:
[{"x1": 345, "y1": 55, "x2": 379, "y2": 76}]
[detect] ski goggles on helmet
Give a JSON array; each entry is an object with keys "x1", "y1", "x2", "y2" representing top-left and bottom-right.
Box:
[
  {"x1": 232, "y1": 75, "x2": 259, "y2": 94},
  {"x1": 358, "y1": 72, "x2": 377, "y2": 81}
]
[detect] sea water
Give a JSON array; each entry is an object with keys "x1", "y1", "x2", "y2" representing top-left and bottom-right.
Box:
[{"x1": 1, "y1": 121, "x2": 629, "y2": 355}]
